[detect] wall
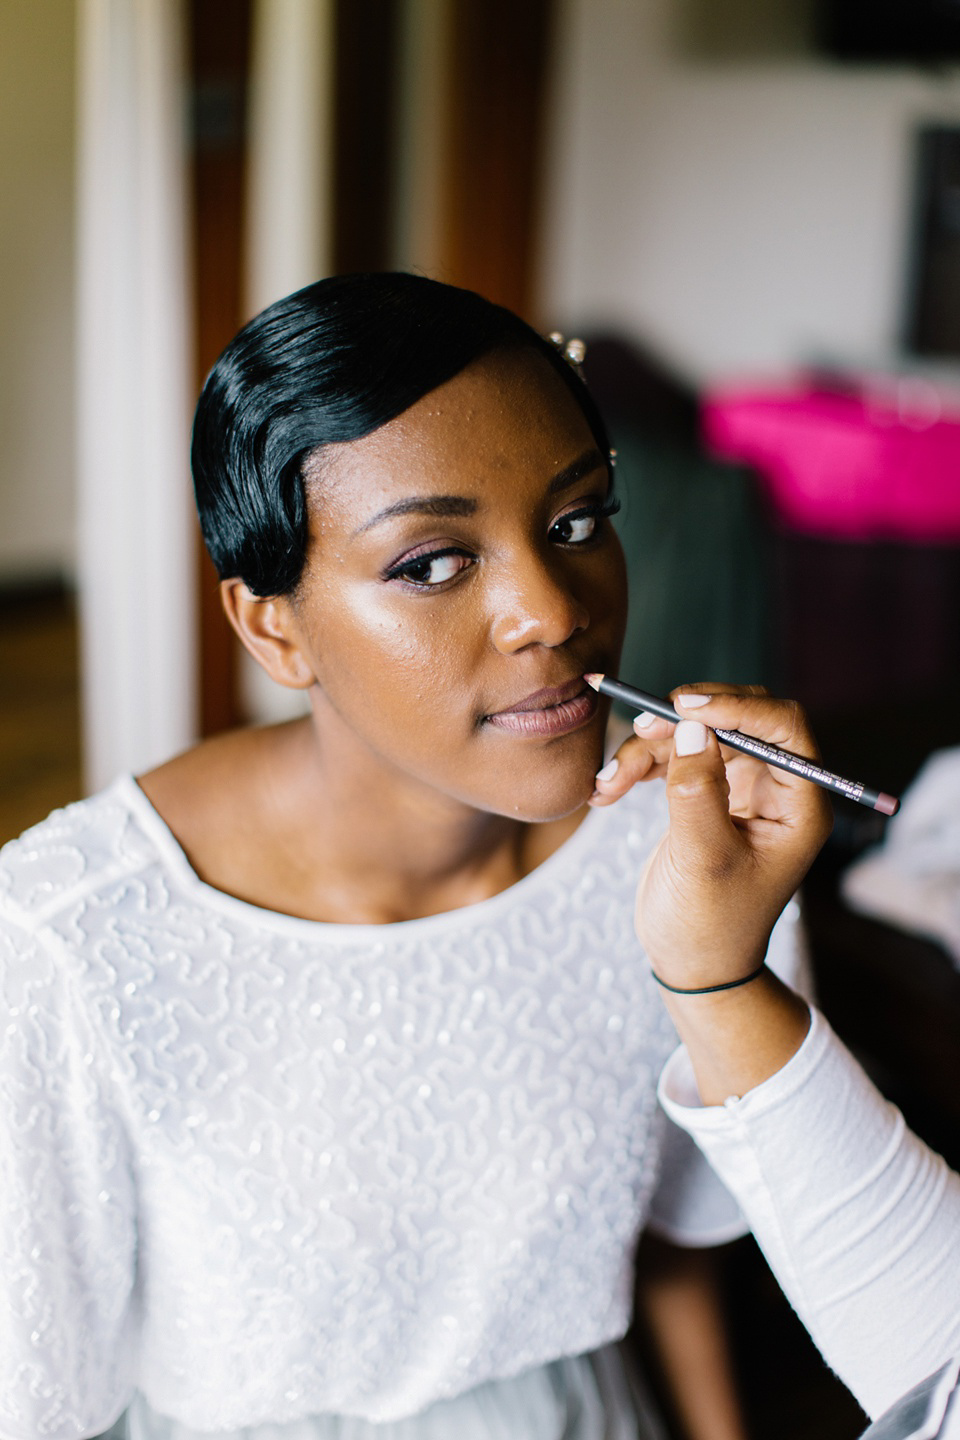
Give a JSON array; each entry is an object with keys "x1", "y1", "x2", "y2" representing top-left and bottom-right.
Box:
[
  {"x1": 0, "y1": 1, "x2": 77, "y2": 583},
  {"x1": 539, "y1": 0, "x2": 960, "y2": 382}
]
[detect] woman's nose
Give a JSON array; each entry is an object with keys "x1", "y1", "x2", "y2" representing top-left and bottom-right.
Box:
[{"x1": 489, "y1": 556, "x2": 590, "y2": 653}]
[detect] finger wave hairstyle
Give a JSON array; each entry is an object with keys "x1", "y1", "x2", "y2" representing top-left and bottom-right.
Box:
[{"x1": 192, "y1": 271, "x2": 611, "y2": 597}]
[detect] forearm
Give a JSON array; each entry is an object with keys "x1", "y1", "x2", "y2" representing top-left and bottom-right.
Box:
[
  {"x1": 659, "y1": 1009, "x2": 960, "y2": 1419},
  {"x1": 635, "y1": 1235, "x2": 748, "y2": 1440}
]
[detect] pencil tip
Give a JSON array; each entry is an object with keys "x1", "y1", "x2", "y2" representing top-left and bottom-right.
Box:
[
  {"x1": 874, "y1": 793, "x2": 900, "y2": 817},
  {"x1": 584, "y1": 673, "x2": 603, "y2": 690}
]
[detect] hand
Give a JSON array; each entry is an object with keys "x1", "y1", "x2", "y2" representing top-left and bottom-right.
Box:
[{"x1": 590, "y1": 685, "x2": 833, "y2": 990}]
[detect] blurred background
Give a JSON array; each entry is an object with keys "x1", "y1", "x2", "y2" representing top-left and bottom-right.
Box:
[{"x1": 3, "y1": 1, "x2": 960, "y2": 1435}]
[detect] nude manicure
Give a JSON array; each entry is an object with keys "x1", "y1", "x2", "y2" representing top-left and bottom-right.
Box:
[{"x1": 675, "y1": 720, "x2": 708, "y2": 755}]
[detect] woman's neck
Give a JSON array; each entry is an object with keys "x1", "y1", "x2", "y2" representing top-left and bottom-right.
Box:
[{"x1": 137, "y1": 715, "x2": 586, "y2": 925}]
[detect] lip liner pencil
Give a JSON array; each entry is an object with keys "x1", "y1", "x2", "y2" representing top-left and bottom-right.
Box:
[{"x1": 584, "y1": 673, "x2": 900, "y2": 816}]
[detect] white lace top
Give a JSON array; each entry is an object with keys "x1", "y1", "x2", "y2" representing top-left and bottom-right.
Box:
[{"x1": 0, "y1": 776, "x2": 803, "y2": 1440}]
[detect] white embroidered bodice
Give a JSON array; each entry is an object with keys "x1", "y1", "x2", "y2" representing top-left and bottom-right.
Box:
[{"x1": 0, "y1": 776, "x2": 802, "y2": 1438}]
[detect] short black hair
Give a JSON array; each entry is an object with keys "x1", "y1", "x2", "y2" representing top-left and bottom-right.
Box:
[{"x1": 191, "y1": 272, "x2": 611, "y2": 596}]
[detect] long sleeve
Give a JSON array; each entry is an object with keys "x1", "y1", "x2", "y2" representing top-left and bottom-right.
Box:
[
  {"x1": 658, "y1": 1008, "x2": 960, "y2": 1420},
  {"x1": 0, "y1": 910, "x2": 139, "y2": 1440}
]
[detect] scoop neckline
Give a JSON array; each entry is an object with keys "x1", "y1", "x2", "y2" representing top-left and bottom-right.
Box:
[{"x1": 116, "y1": 772, "x2": 607, "y2": 944}]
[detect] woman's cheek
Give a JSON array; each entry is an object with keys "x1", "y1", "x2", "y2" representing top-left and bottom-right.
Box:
[
  {"x1": 313, "y1": 583, "x2": 482, "y2": 730},
  {"x1": 594, "y1": 538, "x2": 629, "y2": 631}
]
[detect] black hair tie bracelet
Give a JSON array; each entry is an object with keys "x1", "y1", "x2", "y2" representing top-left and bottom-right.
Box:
[{"x1": 650, "y1": 961, "x2": 767, "y2": 995}]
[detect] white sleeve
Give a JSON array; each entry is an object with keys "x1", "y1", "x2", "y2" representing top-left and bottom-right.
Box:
[
  {"x1": 0, "y1": 910, "x2": 138, "y2": 1440},
  {"x1": 658, "y1": 1007, "x2": 960, "y2": 1420},
  {"x1": 645, "y1": 898, "x2": 811, "y2": 1246}
]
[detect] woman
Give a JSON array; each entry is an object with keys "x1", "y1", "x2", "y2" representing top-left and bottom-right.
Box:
[{"x1": 0, "y1": 274, "x2": 811, "y2": 1440}]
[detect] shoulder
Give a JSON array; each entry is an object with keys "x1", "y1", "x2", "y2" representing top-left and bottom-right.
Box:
[
  {"x1": 137, "y1": 723, "x2": 269, "y2": 821},
  {"x1": 0, "y1": 779, "x2": 159, "y2": 933},
  {"x1": 135, "y1": 721, "x2": 309, "y2": 888},
  {"x1": 0, "y1": 784, "x2": 157, "y2": 1043}
]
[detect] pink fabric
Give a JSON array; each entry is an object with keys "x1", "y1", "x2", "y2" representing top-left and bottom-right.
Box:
[{"x1": 702, "y1": 383, "x2": 960, "y2": 541}]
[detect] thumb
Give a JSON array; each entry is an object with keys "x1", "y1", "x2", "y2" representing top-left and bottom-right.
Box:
[
  {"x1": 634, "y1": 719, "x2": 741, "y2": 966},
  {"x1": 664, "y1": 720, "x2": 737, "y2": 869}
]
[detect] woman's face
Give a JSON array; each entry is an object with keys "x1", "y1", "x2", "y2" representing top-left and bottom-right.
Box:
[{"x1": 291, "y1": 347, "x2": 628, "y2": 822}]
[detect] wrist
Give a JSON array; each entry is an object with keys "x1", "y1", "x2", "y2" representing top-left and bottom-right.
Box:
[
  {"x1": 659, "y1": 971, "x2": 811, "y2": 1105},
  {"x1": 650, "y1": 960, "x2": 767, "y2": 995},
  {"x1": 642, "y1": 938, "x2": 770, "y2": 996}
]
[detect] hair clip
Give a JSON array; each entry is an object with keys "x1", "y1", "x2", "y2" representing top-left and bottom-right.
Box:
[{"x1": 546, "y1": 330, "x2": 587, "y2": 378}]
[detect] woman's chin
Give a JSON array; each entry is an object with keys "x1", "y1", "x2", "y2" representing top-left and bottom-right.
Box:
[
  {"x1": 501, "y1": 727, "x2": 609, "y2": 822},
  {"x1": 488, "y1": 758, "x2": 603, "y2": 824}
]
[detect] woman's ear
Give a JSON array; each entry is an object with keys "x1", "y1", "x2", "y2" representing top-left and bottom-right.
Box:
[{"x1": 219, "y1": 579, "x2": 316, "y2": 690}]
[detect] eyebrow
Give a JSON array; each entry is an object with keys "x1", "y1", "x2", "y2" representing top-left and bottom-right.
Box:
[
  {"x1": 547, "y1": 448, "x2": 608, "y2": 495},
  {"x1": 353, "y1": 447, "x2": 608, "y2": 537},
  {"x1": 353, "y1": 495, "x2": 478, "y2": 536}
]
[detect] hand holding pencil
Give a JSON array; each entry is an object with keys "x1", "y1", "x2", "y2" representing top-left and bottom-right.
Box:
[
  {"x1": 588, "y1": 682, "x2": 835, "y2": 1016},
  {"x1": 586, "y1": 674, "x2": 899, "y2": 815}
]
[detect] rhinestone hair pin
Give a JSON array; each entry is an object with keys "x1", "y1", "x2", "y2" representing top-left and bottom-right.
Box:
[
  {"x1": 547, "y1": 331, "x2": 587, "y2": 376},
  {"x1": 546, "y1": 331, "x2": 615, "y2": 470}
]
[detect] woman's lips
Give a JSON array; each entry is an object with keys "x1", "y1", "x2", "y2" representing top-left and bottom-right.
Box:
[{"x1": 484, "y1": 684, "x2": 598, "y2": 737}]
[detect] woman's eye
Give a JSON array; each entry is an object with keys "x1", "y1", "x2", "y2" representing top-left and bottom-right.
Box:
[
  {"x1": 387, "y1": 548, "x2": 473, "y2": 587},
  {"x1": 555, "y1": 512, "x2": 598, "y2": 544},
  {"x1": 551, "y1": 498, "x2": 618, "y2": 545}
]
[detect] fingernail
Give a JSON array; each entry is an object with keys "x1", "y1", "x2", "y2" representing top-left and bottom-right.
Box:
[
  {"x1": 595, "y1": 757, "x2": 619, "y2": 783},
  {"x1": 633, "y1": 711, "x2": 654, "y2": 730},
  {"x1": 676, "y1": 693, "x2": 711, "y2": 709},
  {"x1": 675, "y1": 720, "x2": 708, "y2": 755}
]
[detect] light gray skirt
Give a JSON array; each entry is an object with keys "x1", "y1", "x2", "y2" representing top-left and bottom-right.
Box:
[{"x1": 95, "y1": 1345, "x2": 667, "y2": 1440}]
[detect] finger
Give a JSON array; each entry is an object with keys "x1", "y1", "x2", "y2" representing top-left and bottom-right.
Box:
[
  {"x1": 669, "y1": 681, "x2": 769, "y2": 702},
  {"x1": 589, "y1": 730, "x2": 671, "y2": 805},
  {"x1": 659, "y1": 683, "x2": 767, "y2": 748},
  {"x1": 670, "y1": 687, "x2": 821, "y2": 826},
  {"x1": 671, "y1": 705, "x2": 833, "y2": 864},
  {"x1": 663, "y1": 721, "x2": 740, "y2": 868},
  {"x1": 672, "y1": 690, "x2": 819, "y2": 761},
  {"x1": 722, "y1": 750, "x2": 798, "y2": 821},
  {"x1": 631, "y1": 711, "x2": 675, "y2": 741}
]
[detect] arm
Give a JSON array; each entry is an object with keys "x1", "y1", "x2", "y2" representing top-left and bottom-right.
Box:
[
  {"x1": 0, "y1": 913, "x2": 137, "y2": 1440},
  {"x1": 659, "y1": 1004, "x2": 960, "y2": 1422},
  {"x1": 592, "y1": 689, "x2": 960, "y2": 1419},
  {"x1": 635, "y1": 1234, "x2": 748, "y2": 1440}
]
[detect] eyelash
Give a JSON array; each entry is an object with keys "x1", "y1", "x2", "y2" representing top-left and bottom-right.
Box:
[
  {"x1": 550, "y1": 494, "x2": 621, "y2": 546},
  {"x1": 383, "y1": 494, "x2": 621, "y2": 589}
]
